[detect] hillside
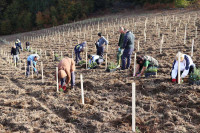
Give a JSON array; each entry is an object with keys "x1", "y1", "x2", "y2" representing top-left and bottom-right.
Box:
[{"x1": 0, "y1": 9, "x2": 200, "y2": 132}]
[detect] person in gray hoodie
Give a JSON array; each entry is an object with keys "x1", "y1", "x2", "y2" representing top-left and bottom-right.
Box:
[
  {"x1": 95, "y1": 33, "x2": 109, "y2": 57},
  {"x1": 121, "y1": 30, "x2": 135, "y2": 70}
]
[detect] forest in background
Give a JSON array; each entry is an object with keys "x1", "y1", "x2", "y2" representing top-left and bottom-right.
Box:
[{"x1": 0, "y1": 0, "x2": 199, "y2": 35}]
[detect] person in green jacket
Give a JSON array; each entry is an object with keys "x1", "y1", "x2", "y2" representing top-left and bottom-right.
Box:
[
  {"x1": 135, "y1": 55, "x2": 159, "y2": 77},
  {"x1": 117, "y1": 27, "x2": 126, "y2": 68}
]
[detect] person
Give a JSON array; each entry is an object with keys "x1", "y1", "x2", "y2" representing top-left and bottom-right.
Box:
[
  {"x1": 95, "y1": 33, "x2": 109, "y2": 57},
  {"x1": 121, "y1": 29, "x2": 135, "y2": 70},
  {"x1": 88, "y1": 54, "x2": 104, "y2": 68},
  {"x1": 15, "y1": 39, "x2": 23, "y2": 51},
  {"x1": 117, "y1": 27, "x2": 126, "y2": 68},
  {"x1": 135, "y1": 55, "x2": 159, "y2": 77},
  {"x1": 57, "y1": 57, "x2": 75, "y2": 90},
  {"x1": 26, "y1": 41, "x2": 30, "y2": 51},
  {"x1": 74, "y1": 41, "x2": 87, "y2": 64},
  {"x1": 26, "y1": 54, "x2": 40, "y2": 77},
  {"x1": 11, "y1": 45, "x2": 20, "y2": 65},
  {"x1": 171, "y1": 52, "x2": 195, "y2": 83}
]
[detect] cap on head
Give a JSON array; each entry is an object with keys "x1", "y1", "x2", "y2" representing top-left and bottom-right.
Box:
[
  {"x1": 176, "y1": 52, "x2": 184, "y2": 61},
  {"x1": 58, "y1": 70, "x2": 67, "y2": 79},
  {"x1": 17, "y1": 39, "x2": 20, "y2": 42},
  {"x1": 98, "y1": 33, "x2": 101, "y2": 37}
]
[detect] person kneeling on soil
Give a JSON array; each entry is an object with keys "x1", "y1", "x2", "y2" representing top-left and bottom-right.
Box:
[
  {"x1": 11, "y1": 45, "x2": 20, "y2": 65},
  {"x1": 26, "y1": 54, "x2": 40, "y2": 77},
  {"x1": 171, "y1": 52, "x2": 195, "y2": 83},
  {"x1": 57, "y1": 57, "x2": 75, "y2": 90},
  {"x1": 74, "y1": 41, "x2": 87, "y2": 64},
  {"x1": 88, "y1": 54, "x2": 104, "y2": 69},
  {"x1": 135, "y1": 55, "x2": 159, "y2": 77}
]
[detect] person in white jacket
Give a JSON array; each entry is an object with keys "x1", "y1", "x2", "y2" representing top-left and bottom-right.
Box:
[{"x1": 171, "y1": 52, "x2": 195, "y2": 83}]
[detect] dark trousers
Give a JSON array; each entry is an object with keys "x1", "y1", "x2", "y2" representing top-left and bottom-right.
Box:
[
  {"x1": 75, "y1": 51, "x2": 82, "y2": 63},
  {"x1": 121, "y1": 48, "x2": 134, "y2": 70},
  {"x1": 61, "y1": 71, "x2": 75, "y2": 87},
  {"x1": 26, "y1": 61, "x2": 31, "y2": 76},
  {"x1": 97, "y1": 47, "x2": 104, "y2": 57}
]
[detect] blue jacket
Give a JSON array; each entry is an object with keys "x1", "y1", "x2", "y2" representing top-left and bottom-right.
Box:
[
  {"x1": 97, "y1": 36, "x2": 108, "y2": 47},
  {"x1": 27, "y1": 54, "x2": 40, "y2": 62},
  {"x1": 122, "y1": 31, "x2": 135, "y2": 49},
  {"x1": 74, "y1": 42, "x2": 86, "y2": 52},
  {"x1": 15, "y1": 42, "x2": 22, "y2": 50}
]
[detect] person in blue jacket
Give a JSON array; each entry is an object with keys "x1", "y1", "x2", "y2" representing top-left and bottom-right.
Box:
[
  {"x1": 15, "y1": 39, "x2": 23, "y2": 51},
  {"x1": 121, "y1": 30, "x2": 135, "y2": 70},
  {"x1": 26, "y1": 54, "x2": 40, "y2": 77},
  {"x1": 95, "y1": 33, "x2": 109, "y2": 57},
  {"x1": 74, "y1": 41, "x2": 87, "y2": 64}
]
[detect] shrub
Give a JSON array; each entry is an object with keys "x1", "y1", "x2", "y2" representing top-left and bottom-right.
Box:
[
  {"x1": 175, "y1": 0, "x2": 190, "y2": 8},
  {"x1": 89, "y1": 62, "x2": 97, "y2": 69},
  {"x1": 190, "y1": 68, "x2": 200, "y2": 81}
]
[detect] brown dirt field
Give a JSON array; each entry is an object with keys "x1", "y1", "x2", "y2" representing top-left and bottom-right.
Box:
[{"x1": 0, "y1": 9, "x2": 200, "y2": 133}]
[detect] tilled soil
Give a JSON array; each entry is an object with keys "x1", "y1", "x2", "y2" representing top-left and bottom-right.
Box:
[{"x1": 0, "y1": 9, "x2": 200, "y2": 133}]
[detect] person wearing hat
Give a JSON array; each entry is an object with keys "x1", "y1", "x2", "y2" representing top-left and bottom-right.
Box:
[
  {"x1": 171, "y1": 52, "x2": 195, "y2": 83},
  {"x1": 88, "y1": 54, "x2": 104, "y2": 67},
  {"x1": 26, "y1": 54, "x2": 40, "y2": 77},
  {"x1": 15, "y1": 39, "x2": 23, "y2": 51},
  {"x1": 117, "y1": 27, "x2": 126, "y2": 68},
  {"x1": 74, "y1": 41, "x2": 87, "y2": 64},
  {"x1": 121, "y1": 29, "x2": 135, "y2": 70},
  {"x1": 95, "y1": 33, "x2": 109, "y2": 57},
  {"x1": 135, "y1": 55, "x2": 159, "y2": 77},
  {"x1": 57, "y1": 57, "x2": 75, "y2": 90},
  {"x1": 11, "y1": 45, "x2": 20, "y2": 65}
]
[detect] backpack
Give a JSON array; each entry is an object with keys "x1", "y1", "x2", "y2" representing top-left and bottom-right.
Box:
[{"x1": 143, "y1": 55, "x2": 158, "y2": 66}]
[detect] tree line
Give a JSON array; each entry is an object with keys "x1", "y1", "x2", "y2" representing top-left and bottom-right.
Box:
[{"x1": 0, "y1": 0, "x2": 196, "y2": 35}]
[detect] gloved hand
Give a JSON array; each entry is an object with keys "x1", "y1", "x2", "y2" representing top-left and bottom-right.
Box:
[
  {"x1": 172, "y1": 79, "x2": 176, "y2": 83},
  {"x1": 137, "y1": 74, "x2": 141, "y2": 77},
  {"x1": 118, "y1": 47, "x2": 121, "y2": 52}
]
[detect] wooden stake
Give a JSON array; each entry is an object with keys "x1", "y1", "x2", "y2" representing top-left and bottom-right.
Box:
[
  {"x1": 178, "y1": 52, "x2": 181, "y2": 84},
  {"x1": 105, "y1": 53, "x2": 108, "y2": 70},
  {"x1": 132, "y1": 82, "x2": 136, "y2": 132},
  {"x1": 137, "y1": 40, "x2": 140, "y2": 51},
  {"x1": 41, "y1": 62, "x2": 44, "y2": 83},
  {"x1": 133, "y1": 53, "x2": 137, "y2": 76},
  {"x1": 191, "y1": 39, "x2": 194, "y2": 57},
  {"x1": 31, "y1": 60, "x2": 33, "y2": 79},
  {"x1": 56, "y1": 67, "x2": 59, "y2": 92},
  {"x1": 80, "y1": 74, "x2": 84, "y2": 104},
  {"x1": 25, "y1": 60, "x2": 26, "y2": 75}
]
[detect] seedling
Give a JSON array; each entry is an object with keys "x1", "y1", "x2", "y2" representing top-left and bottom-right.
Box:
[
  {"x1": 189, "y1": 68, "x2": 200, "y2": 81},
  {"x1": 88, "y1": 62, "x2": 97, "y2": 69},
  {"x1": 107, "y1": 62, "x2": 117, "y2": 70},
  {"x1": 78, "y1": 60, "x2": 86, "y2": 66},
  {"x1": 145, "y1": 67, "x2": 158, "y2": 73}
]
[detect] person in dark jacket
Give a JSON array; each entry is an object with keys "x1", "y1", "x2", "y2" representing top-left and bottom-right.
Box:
[
  {"x1": 15, "y1": 39, "x2": 23, "y2": 51},
  {"x1": 121, "y1": 30, "x2": 135, "y2": 70},
  {"x1": 117, "y1": 27, "x2": 126, "y2": 68},
  {"x1": 11, "y1": 46, "x2": 20, "y2": 65},
  {"x1": 95, "y1": 33, "x2": 109, "y2": 57},
  {"x1": 26, "y1": 41, "x2": 30, "y2": 51},
  {"x1": 74, "y1": 41, "x2": 87, "y2": 64}
]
